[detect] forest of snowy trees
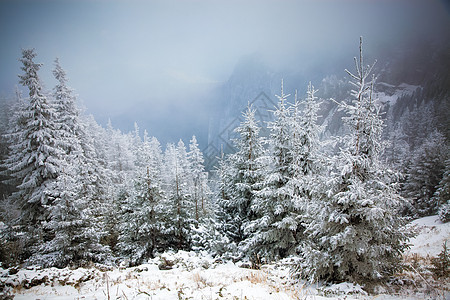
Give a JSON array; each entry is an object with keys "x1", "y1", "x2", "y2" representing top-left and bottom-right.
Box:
[{"x1": 0, "y1": 38, "x2": 449, "y2": 286}]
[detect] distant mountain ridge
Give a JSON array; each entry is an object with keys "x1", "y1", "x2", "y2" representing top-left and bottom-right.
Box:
[{"x1": 204, "y1": 41, "x2": 450, "y2": 169}]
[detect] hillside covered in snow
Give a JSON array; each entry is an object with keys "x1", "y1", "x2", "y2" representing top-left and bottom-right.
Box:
[{"x1": 1, "y1": 215, "x2": 448, "y2": 300}]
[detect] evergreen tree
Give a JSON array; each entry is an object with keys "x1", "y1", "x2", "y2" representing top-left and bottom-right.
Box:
[
  {"x1": 52, "y1": 58, "x2": 83, "y2": 157},
  {"x1": 434, "y1": 156, "x2": 450, "y2": 220},
  {"x1": 163, "y1": 141, "x2": 194, "y2": 250},
  {"x1": 0, "y1": 93, "x2": 18, "y2": 201},
  {"x1": 2, "y1": 49, "x2": 65, "y2": 259},
  {"x1": 213, "y1": 152, "x2": 237, "y2": 256},
  {"x1": 246, "y1": 81, "x2": 298, "y2": 261},
  {"x1": 214, "y1": 106, "x2": 266, "y2": 258},
  {"x1": 28, "y1": 59, "x2": 110, "y2": 266},
  {"x1": 118, "y1": 165, "x2": 165, "y2": 265},
  {"x1": 105, "y1": 120, "x2": 135, "y2": 186},
  {"x1": 384, "y1": 122, "x2": 409, "y2": 172},
  {"x1": 80, "y1": 114, "x2": 116, "y2": 251},
  {"x1": 403, "y1": 130, "x2": 447, "y2": 217},
  {"x1": 117, "y1": 130, "x2": 166, "y2": 264},
  {"x1": 30, "y1": 165, "x2": 110, "y2": 267},
  {"x1": 298, "y1": 38, "x2": 410, "y2": 283},
  {"x1": 188, "y1": 135, "x2": 207, "y2": 221},
  {"x1": 288, "y1": 82, "x2": 324, "y2": 246}
]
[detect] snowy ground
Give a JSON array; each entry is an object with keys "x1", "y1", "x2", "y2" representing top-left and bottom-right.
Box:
[
  {"x1": 1, "y1": 215, "x2": 449, "y2": 300},
  {"x1": 406, "y1": 215, "x2": 450, "y2": 258}
]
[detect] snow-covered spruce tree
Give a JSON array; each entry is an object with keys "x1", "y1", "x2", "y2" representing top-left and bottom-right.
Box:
[
  {"x1": 402, "y1": 129, "x2": 447, "y2": 217},
  {"x1": 105, "y1": 120, "x2": 135, "y2": 187},
  {"x1": 162, "y1": 141, "x2": 195, "y2": 250},
  {"x1": 117, "y1": 130, "x2": 165, "y2": 264},
  {"x1": 103, "y1": 121, "x2": 136, "y2": 249},
  {"x1": 80, "y1": 114, "x2": 116, "y2": 250},
  {"x1": 288, "y1": 82, "x2": 325, "y2": 246},
  {"x1": 212, "y1": 152, "x2": 238, "y2": 256},
  {"x1": 29, "y1": 59, "x2": 110, "y2": 267},
  {"x1": 1, "y1": 49, "x2": 65, "y2": 261},
  {"x1": 187, "y1": 135, "x2": 215, "y2": 252},
  {"x1": 52, "y1": 58, "x2": 83, "y2": 157},
  {"x1": 383, "y1": 121, "x2": 409, "y2": 172},
  {"x1": 0, "y1": 91, "x2": 24, "y2": 266},
  {"x1": 31, "y1": 165, "x2": 110, "y2": 267},
  {"x1": 245, "y1": 81, "x2": 299, "y2": 261},
  {"x1": 0, "y1": 91, "x2": 20, "y2": 202},
  {"x1": 298, "y1": 38, "x2": 411, "y2": 283},
  {"x1": 117, "y1": 163, "x2": 165, "y2": 265},
  {"x1": 435, "y1": 156, "x2": 450, "y2": 223},
  {"x1": 188, "y1": 135, "x2": 208, "y2": 221},
  {"x1": 402, "y1": 101, "x2": 436, "y2": 153},
  {"x1": 213, "y1": 105, "x2": 266, "y2": 259}
]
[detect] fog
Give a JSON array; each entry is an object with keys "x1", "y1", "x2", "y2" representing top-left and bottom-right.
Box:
[{"x1": 1, "y1": 0, "x2": 449, "y2": 146}]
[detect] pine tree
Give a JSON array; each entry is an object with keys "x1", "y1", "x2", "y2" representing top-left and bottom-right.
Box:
[
  {"x1": 384, "y1": 122, "x2": 409, "y2": 172},
  {"x1": 2, "y1": 49, "x2": 65, "y2": 259},
  {"x1": 403, "y1": 130, "x2": 447, "y2": 217},
  {"x1": 298, "y1": 38, "x2": 411, "y2": 283},
  {"x1": 435, "y1": 156, "x2": 450, "y2": 223},
  {"x1": 163, "y1": 141, "x2": 194, "y2": 250},
  {"x1": 30, "y1": 165, "x2": 110, "y2": 267},
  {"x1": 0, "y1": 92, "x2": 19, "y2": 202},
  {"x1": 288, "y1": 82, "x2": 324, "y2": 247},
  {"x1": 117, "y1": 130, "x2": 166, "y2": 264},
  {"x1": 246, "y1": 81, "x2": 298, "y2": 261},
  {"x1": 213, "y1": 152, "x2": 238, "y2": 256},
  {"x1": 118, "y1": 165, "x2": 165, "y2": 265},
  {"x1": 52, "y1": 58, "x2": 83, "y2": 157},
  {"x1": 188, "y1": 135, "x2": 207, "y2": 221},
  {"x1": 213, "y1": 106, "x2": 266, "y2": 258},
  {"x1": 28, "y1": 59, "x2": 110, "y2": 266},
  {"x1": 80, "y1": 114, "x2": 116, "y2": 251},
  {"x1": 105, "y1": 120, "x2": 135, "y2": 186}
]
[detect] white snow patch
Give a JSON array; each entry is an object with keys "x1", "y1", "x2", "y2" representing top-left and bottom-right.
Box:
[
  {"x1": 374, "y1": 91, "x2": 399, "y2": 106},
  {"x1": 398, "y1": 83, "x2": 420, "y2": 95},
  {"x1": 319, "y1": 282, "x2": 367, "y2": 296},
  {"x1": 406, "y1": 215, "x2": 450, "y2": 257},
  {"x1": 374, "y1": 82, "x2": 420, "y2": 107}
]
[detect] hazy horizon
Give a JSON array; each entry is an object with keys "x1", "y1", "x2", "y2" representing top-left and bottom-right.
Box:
[{"x1": 1, "y1": 0, "x2": 449, "y2": 147}]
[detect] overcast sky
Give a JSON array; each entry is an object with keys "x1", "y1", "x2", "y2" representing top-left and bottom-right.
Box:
[{"x1": 0, "y1": 0, "x2": 449, "y2": 143}]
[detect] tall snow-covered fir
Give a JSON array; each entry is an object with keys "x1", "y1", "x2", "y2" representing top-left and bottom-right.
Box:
[
  {"x1": 245, "y1": 81, "x2": 300, "y2": 261},
  {"x1": 30, "y1": 58, "x2": 110, "y2": 267},
  {"x1": 297, "y1": 38, "x2": 411, "y2": 283},
  {"x1": 2, "y1": 49, "x2": 66, "y2": 261},
  {"x1": 215, "y1": 105, "x2": 266, "y2": 259}
]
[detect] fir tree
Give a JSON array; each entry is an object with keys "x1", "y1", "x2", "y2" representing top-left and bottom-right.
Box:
[
  {"x1": 403, "y1": 130, "x2": 447, "y2": 217},
  {"x1": 214, "y1": 105, "x2": 266, "y2": 258},
  {"x1": 2, "y1": 49, "x2": 65, "y2": 259},
  {"x1": 52, "y1": 57, "x2": 83, "y2": 157},
  {"x1": 434, "y1": 156, "x2": 450, "y2": 222},
  {"x1": 298, "y1": 38, "x2": 411, "y2": 283},
  {"x1": 163, "y1": 141, "x2": 194, "y2": 250},
  {"x1": 246, "y1": 81, "x2": 298, "y2": 261},
  {"x1": 118, "y1": 165, "x2": 165, "y2": 265},
  {"x1": 29, "y1": 60, "x2": 110, "y2": 266},
  {"x1": 213, "y1": 152, "x2": 238, "y2": 256},
  {"x1": 80, "y1": 114, "x2": 116, "y2": 251},
  {"x1": 288, "y1": 82, "x2": 324, "y2": 247},
  {"x1": 188, "y1": 135, "x2": 207, "y2": 221},
  {"x1": 30, "y1": 165, "x2": 110, "y2": 267}
]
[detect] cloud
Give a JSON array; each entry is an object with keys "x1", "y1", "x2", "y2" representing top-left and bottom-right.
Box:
[{"x1": 0, "y1": 0, "x2": 449, "y2": 145}]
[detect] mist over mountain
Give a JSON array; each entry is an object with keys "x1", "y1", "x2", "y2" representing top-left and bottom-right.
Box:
[
  {"x1": 2, "y1": 0, "x2": 449, "y2": 152},
  {"x1": 204, "y1": 37, "x2": 449, "y2": 161}
]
